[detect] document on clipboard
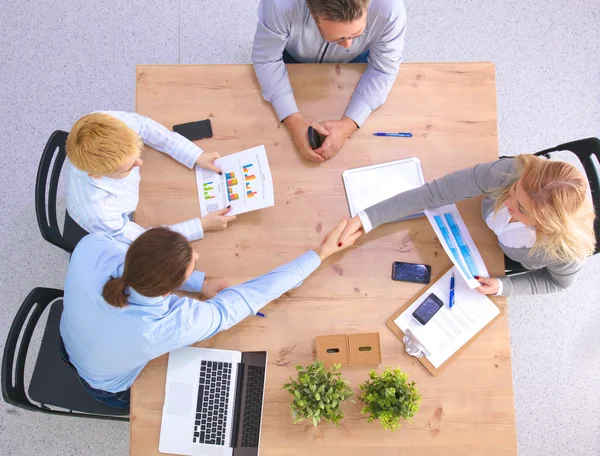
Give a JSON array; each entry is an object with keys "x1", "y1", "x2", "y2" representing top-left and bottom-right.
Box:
[
  {"x1": 390, "y1": 267, "x2": 500, "y2": 370},
  {"x1": 342, "y1": 158, "x2": 425, "y2": 220}
]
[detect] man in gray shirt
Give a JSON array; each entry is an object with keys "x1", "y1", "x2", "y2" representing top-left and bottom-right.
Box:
[{"x1": 252, "y1": 0, "x2": 406, "y2": 162}]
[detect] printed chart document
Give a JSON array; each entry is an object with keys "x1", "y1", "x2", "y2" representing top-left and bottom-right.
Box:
[
  {"x1": 425, "y1": 204, "x2": 489, "y2": 289},
  {"x1": 195, "y1": 145, "x2": 274, "y2": 216},
  {"x1": 393, "y1": 267, "x2": 500, "y2": 368}
]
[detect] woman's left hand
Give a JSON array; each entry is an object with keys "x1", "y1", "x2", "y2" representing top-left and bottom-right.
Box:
[{"x1": 475, "y1": 276, "x2": 499, "y2": 295}]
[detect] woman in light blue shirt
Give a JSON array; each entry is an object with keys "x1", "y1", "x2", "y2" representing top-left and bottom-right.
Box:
[{"x1": 60, "y1": 221, "x2": 361, "y2": 408}]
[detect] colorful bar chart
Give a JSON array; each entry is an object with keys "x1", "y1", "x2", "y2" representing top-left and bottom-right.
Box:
[
  {"x1": 203, "y1": 181, "x2": 215, "y2": 200},
  {"x1": 225, "y1": 172, "x2": 235, "y2": 180},
  {"x1": 227, "y1": 178, "x2": 238, "y2": 186},
  {"x1": 247, "y1": 191, "x2": 257, "y2": 198}
]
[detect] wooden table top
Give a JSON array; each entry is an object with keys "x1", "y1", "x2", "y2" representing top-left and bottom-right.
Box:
[{"x1": 132, "y1": 62, "x2": 516, "y2": 456}]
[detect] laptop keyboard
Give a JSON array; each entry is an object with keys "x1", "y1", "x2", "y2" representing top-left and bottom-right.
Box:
[
  {"x1": 241, "y1": 365, "x2": 266, "y2": 447},
  {"x1": 193, "y1": 360, "x2": 232, "y2": 446}
]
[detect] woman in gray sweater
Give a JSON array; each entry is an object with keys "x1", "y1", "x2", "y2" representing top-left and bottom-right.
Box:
[{"x1": 340, "y1": 155, "x2": 596, "y2": 296}]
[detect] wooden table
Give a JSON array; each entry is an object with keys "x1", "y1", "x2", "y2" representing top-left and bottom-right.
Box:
[{"x1": 132, "y1": 63, "x2": 517, "y2": 456}]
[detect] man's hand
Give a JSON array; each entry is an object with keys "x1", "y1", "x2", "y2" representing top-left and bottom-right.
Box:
[
  {"x1": 315, "y1": 218, "x2": 363, "y2": 262},
  {"x1": 196, "y1": 152, "x2": 222, "y2": 173},
  {"x1": 314, "y1": 116, "x2": 357, "y2": 160},
  {"x1": 339, "y1": 215, "x2": 364, "y2": 245},
  {"x1": 283, "y1": 113, "x2": 330, "y2": 162},
  {"x1": 201, "y1": 277, "x2": 229, "y2": 299},
  {"x1": 201, "y1": 207, "x2": 236, "y2": 232},
  {"x1": 475, "y1": 277, "x2": 500, "y2": 295}
]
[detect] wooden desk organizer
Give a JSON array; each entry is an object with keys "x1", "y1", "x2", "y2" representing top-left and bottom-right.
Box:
[{"x1": 315, "y1": 333, "x2": 382, "y2": 367}]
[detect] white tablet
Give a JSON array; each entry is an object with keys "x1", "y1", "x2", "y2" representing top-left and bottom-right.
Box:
[{"x1": 342, "y1": 157, "x2": 425, "y2": 220}]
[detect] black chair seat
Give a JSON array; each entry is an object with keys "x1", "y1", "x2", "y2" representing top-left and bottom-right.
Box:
[
  {"x1": 2, "y1": 288, "x2": 128, "y2": 421},
  {"x1": 28, "y1": 300, "x2": 129, "y2": 416}
]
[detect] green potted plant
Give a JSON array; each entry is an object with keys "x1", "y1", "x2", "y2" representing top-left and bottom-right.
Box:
[
  {"x1": 282, "y1": 360, "x2": 354, "y2": 426},
  {"x1": 359, "y1": 367, "x2": 421, "y2": 431}
]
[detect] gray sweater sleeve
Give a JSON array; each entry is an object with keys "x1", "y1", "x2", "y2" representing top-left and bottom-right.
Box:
[
  {"x1": 251, "y1": 0, "x2": 299, "y2": 121},
  {"x1": 498, "y1": 261, "x2": 584, "y2": 296},
  {"x1": 364, "y1": 158, "x2": 516, "y2": 228}
]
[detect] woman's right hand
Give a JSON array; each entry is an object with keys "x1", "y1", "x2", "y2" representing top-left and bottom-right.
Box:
[
  {"x1": 339, "y1": 216, "x2": 365, "y2": 245},
  {"x1": 315, "y1": 218, "x2": 363, "y2": 261},
  {"x1": 201, "y1": 207, "x2": 237, "y2": 232}
]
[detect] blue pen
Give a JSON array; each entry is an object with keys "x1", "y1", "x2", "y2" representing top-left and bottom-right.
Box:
[
  {"x1": 373, "y1": 132, "x2": 413, "y2": 137},
  {"x1": 449, "y1": 273, "x2": 455, "y2": 309},
  {"x1": 256, "y1": 312, "x2": 267, "y2": 318}
]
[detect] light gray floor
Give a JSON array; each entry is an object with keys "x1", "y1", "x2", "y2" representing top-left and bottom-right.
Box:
[{"x1": 0, "y1": 1, "x2": 598, "y2": 455}]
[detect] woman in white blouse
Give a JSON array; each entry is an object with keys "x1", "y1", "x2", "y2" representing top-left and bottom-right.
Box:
[{"x1": 339, "y1": 155, "x2": 596, "y2": 296}]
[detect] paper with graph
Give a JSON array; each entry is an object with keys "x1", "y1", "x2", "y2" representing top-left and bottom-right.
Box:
[
  {"x1": 195, "y1": 145, "x2": 274, "y2": 217},
  {"x1": 425, "y1": 204, "x2": 489, "y2": 289}
]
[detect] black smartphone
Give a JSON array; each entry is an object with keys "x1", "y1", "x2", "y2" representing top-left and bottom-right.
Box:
[
  {"x1": 391, "y1": 262, "x2": 432, "y2": 285},
  {"x1": 307, "y1": 126, "x2": 323, "y2": 149},
  {"x1": 173, "y1": 119, "x2": 213, "y2": 141},
  {"x1": 412, "y1": 293, "x2": 444, "y2": 325}
]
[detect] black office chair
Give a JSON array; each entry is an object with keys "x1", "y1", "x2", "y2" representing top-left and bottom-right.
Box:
[
  {"x1": 505, "y1": 137, "x2": 600, "y2": 274},
  {"x1": 1, "y1": 288, "x2": 129, "y2": 421},
  {"x1": 35, "y1": 130, "x2": 88, "y2": 254}
]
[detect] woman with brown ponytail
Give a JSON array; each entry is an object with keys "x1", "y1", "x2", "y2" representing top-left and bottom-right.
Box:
[{"x1": 59, "y1": 221, "x2": 361, "y2": 408}]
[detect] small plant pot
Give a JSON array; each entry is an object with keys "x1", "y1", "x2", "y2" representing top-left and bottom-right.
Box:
[
  {"x1": 282, "y1": 361, "x2": 354, "y2": 427},
  {"x1": 359, "y1": 367, "x2": 421, "y2": 431}
]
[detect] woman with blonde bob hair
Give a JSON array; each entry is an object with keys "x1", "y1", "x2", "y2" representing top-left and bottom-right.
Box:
[{"x1": 339, "y1": 155, "x2": 596, "y2": 296}]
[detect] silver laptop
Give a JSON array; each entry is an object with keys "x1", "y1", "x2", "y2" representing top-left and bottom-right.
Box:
[{"x1": 159, "y1": 347, "x2": 267, "y2": 456}]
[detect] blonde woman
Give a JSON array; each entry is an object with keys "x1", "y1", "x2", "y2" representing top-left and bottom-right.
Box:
[{"x1": 339, "y1": 155, "x2": 596, "y2": 296}]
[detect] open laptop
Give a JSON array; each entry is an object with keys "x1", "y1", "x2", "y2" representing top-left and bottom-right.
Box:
[{"x1": 159, "y1": 347, "x2": 267, "y2": 456}]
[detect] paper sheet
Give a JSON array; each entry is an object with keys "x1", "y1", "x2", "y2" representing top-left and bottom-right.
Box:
[
  {"x1": 342, "y1": 158, "x2": 425, "y2": 218},
  {"x1": 425, "y1": 204, "x2": 489, "y2": 289},
  {"x1": 393, "y1": 267, "x2": 500, "y2": 368},
  {"x1": 195, "y1": 145, "x2": 274, "y2": 216}
]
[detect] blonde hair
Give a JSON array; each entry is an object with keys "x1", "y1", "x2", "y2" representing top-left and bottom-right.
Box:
[
  {"x1": 493, "y1": 155, "x2": 596, "y2": 263},
  {"x1": 66, "y1": 113, "x2": 142, "y2": 175}
]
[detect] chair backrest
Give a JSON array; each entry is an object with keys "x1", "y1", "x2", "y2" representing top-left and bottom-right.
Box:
[
  {"x1": 534, "y1": 137, "x2": 600, "y2": 254},
  {"x1": 2, "y1": 288, "x2": 63, "y2": 412},
  {"x1": 35, "y1": 130, "x2": 73, "y2": 253},
  {"x1": 1, "y1": 287, "x2": 128, "y2": 420}
]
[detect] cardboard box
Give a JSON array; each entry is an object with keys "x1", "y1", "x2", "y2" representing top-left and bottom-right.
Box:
[
  {"x1": 347, "y1": 333, "x2": 382, "y2": 366},
  {"x1": 315, "y1": 333, "x2": 381, "y2": 367},
  {"x1": 315, "y1": 334, "x2": 349, "y2": 366}
]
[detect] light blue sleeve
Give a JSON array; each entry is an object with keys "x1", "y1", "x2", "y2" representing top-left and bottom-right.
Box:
[
  {"x1": 152, "y1": 251, "x2": 321, "y2": 355},
  {"x1": 179, "y1": 271, "x2": 206, "y2": 293}
]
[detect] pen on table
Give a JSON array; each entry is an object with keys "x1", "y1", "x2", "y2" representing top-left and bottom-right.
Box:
[
  {"x1": 373, "y1": 132, "x2": 413, "y2": 137},
  {"x1": 449, "y1": 273, "x2": 455, "y2": 309},
  {"x1": 256, "y1": 311, "x2": 267, "y2": 318}
]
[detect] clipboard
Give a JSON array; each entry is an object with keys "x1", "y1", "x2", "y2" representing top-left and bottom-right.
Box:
[
  {"x1": 386, "y1": 266, "x2": 504, "y2": 376},
  {"x1": 342, "y1": 157, "x2": 425, "y2": 219}
]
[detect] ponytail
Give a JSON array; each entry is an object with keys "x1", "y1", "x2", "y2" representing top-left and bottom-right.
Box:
[{"x1": 102, "y1": 276, "x2": 129, "y2": 308}]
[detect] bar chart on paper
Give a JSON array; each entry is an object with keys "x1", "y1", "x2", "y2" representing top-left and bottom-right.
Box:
[
  {"x1": 243, "y1": 164, "x2": 258, "y2": 198},
  {"x1": 195, "y1": 145, "x2": 275, "y2": 217},
  {"x1": 425, "y1": 204, "x2": 489, "y2": 289}
]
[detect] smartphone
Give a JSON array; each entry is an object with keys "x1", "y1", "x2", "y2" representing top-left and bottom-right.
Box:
[
  {"x1": 307, "y1": 126, "x2": 323, "y2": 149},
  {"x1": 173, "y1": 119, "x2": 213, "y2": 141},
  {"x1": 391, "y1": 262, "x2": 432, "y2": 285},
  {"x1": 412, "y1": 293, "x2": 444, "y2": 325}
]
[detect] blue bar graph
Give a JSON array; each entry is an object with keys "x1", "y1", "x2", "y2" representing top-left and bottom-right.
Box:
[
  {"x1": 434, "y1": 215, "x2": 472, "y2": 278},
  {"x1": 443, "y1": 213, "x2": 480, "y2": 277}
]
